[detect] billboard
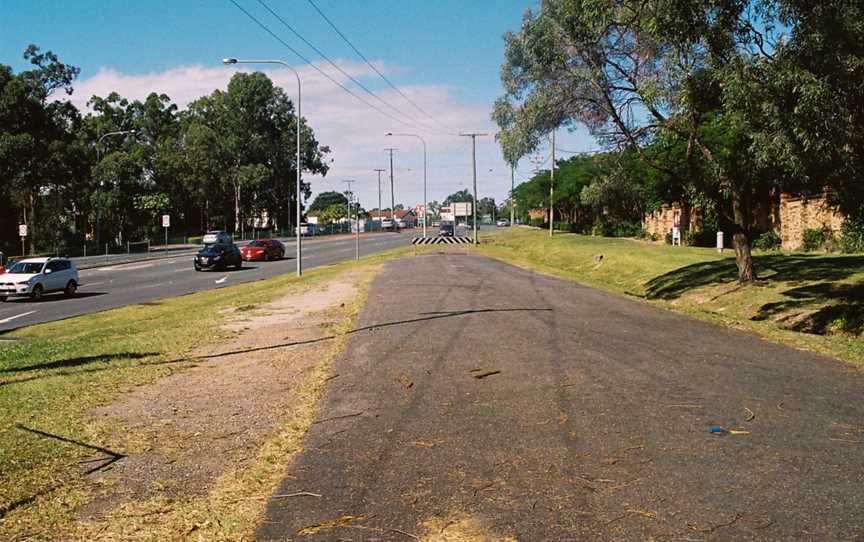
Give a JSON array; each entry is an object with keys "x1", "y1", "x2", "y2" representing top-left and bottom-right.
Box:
[{"x1": 453, "y1": 202, "x2": 472, "y2": 217}]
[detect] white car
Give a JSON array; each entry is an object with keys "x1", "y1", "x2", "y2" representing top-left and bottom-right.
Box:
[
  {"x1": 0, "y1": 257, "x2": 79, "y2": 301},
  {"x1": 381, "y1": 218, "x2": 395, "y2": 230}
]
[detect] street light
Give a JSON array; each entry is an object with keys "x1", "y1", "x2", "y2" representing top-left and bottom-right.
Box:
[
  {"x1": 386, "y1": 132, "x2": 428, "y2": 238},
  {"x1": 95, "y1": 129, "x2": 137, "y2": 250},
  {"x1": 223, "y1": 57, "x2": 303, "y2": 277}
]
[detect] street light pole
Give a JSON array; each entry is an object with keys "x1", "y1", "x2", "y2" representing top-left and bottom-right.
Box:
[
  {"x1": 386, "y1": 133, "x2": 428, "y2": 238},
  {"x1": 223, "y1": 58, "x2": 303, "y2": 276},
  {"x1": 343, "y1": 179, "x2": 359, "y2": 259},
  {"x1": 384, "y1": 148, "x2": 398, "y2": 222},
  {"x1": 373, "y1": 168, "x2": 386, "y2": 228},
  {"x1": 95, "y1": 129, "x2": 136, "y2": 250},
  {"x1": 460, "y1": 133, "x2": 487, "y2": 244}
]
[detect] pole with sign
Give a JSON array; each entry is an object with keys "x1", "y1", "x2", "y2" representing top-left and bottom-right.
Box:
[
  {"x1": 162, "y1": 214, "x2": 170, "y2": 247},
  {"x1": 19, "y1": 224, "x2": 27, "y2": 257}
]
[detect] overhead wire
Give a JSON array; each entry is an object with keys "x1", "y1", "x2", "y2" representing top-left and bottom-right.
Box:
[
  {"x1": 228, "y1": 0, "x2": 420, "y2": 130},
  {"x1": 254, "y1": 0, "x2": 445, "y2": 134},
  {"x1": 305, "y1": 0, "x2": 458, "y2": 135}
]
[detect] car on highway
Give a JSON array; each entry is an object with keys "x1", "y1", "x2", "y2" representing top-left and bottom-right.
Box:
[
  {"x1": 240, "y1": 239, "x2": 285, "y2": 261},
  {"x1": 439, "y1": 221, "x2": 455, "y2": 237},
  {"x1": 496, "y1": 218, "x2": 510, "y2": 227},
  {"x1": 381, "y1": 218, "x2": 395, "y2": 231},
  {"x1": 194, "y1": 242, "x2": 242, "y2": 271},
  {"x1": 0, "y1": 256, "x2": 78, "y2": 301}
]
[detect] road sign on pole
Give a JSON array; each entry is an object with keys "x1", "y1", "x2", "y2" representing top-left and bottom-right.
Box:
[
  {"x1": 162, "y1": 215, "x2": 170, "y2": 247},
  {"x1": 19, "y1": 224, "x2": 27, "y2": 238}
]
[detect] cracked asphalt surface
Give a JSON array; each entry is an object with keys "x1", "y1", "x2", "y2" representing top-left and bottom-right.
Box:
[{"x1": 258, "y1": 251, "x2": 864, "y2": 541}]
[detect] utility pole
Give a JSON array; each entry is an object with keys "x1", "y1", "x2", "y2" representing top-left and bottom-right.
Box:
[
  {"x1": 510, "y1": 165, "x2": 515, "y2": 227},
  {"x1": 460, "y1": 133, "x2": 487, "y2": 244},
  {"x1": 549, "y1": 129, "x2": 555, "y2": 237},
  {"x1": 343, "y1": 179, "x2": 359, "y2": 259},
  {"x1": 373, "y1": 168, "x2": 386, "y2": 227},
  {"x1": 385, "y1": 148, "x2": 398, "y2": 222}
]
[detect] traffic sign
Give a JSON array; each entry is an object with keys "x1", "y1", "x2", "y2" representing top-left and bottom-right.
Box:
[
  {"x1": 18, "y1": 224, "x2": 27, "y2": 238},
  {"x1": 162, "y1": 214, "x2": 171, "y2": 228}
]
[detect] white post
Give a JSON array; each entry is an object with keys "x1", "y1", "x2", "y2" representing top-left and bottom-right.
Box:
[{"x1": 717, "y1": 231, "x2": 724, "y2": 253}]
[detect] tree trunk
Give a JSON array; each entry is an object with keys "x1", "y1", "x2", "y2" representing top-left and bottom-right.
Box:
[
  {"x1": 679, "y1": 199, "x2": 691, "y2": 245},
  {"x1": 731, "y1": 190, "x2": 756, "y2": 283}
]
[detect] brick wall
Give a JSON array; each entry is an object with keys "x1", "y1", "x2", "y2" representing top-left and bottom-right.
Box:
[
  {"x1": 643, "y1": 203, "x2": 701, "y2": 239},
  {"x1": 779, "y1": 193, "x2": 844, "y2": 250}
]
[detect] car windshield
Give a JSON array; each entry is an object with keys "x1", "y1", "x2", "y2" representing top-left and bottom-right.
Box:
[
  {"x1": 8, "y1": 262, "x2": 44, "y2": 274},
  {"x1": 248, "y1": 240, "x2": 266, "y2": 247}
]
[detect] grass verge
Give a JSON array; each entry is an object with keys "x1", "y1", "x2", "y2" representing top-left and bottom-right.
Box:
[
  {"x1": 0, "y1": 247, "x2": 409, "y2": 540},
  {"x1": 478, "y1": 228, "x2": 864, "y2": 365}
]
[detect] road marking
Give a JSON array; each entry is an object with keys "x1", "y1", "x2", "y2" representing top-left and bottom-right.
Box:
[
  {"x1": 0, "y1": 310, "x2": 37, "y2": 324},
  {"x1": 215, "y1": 276, "x2": 228, "y2": 284},
  {"x1": 80, "y1": 281, "x2": 104, "y2": 288},
  {"x1": 96, "y1": 263, "x2": 154, "y2": 271}
]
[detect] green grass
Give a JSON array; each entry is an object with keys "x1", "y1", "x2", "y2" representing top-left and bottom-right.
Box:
[
  {"x1": 0, "y1": 247, "x2": 409, "y2": 537},
  {"x1": 479, "y1": 228, "x2": 864, "y2": 365}
]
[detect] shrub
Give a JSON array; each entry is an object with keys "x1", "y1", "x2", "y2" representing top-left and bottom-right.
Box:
[
  {"x1": 665, "y1": 231, "x2": 673, "y2": 245},
  {"x1": 839, "y1": 218, "x2": 864, "y2": 253},
  {"x1": 753, "y1": 230, "x2": 782, "y2": 251},
  {"x1": 801, "y1": 227, "x2": 827, "y2": 252},
  {"x1": 529, "y1": 217, "x2": 546, "y2": 228}
]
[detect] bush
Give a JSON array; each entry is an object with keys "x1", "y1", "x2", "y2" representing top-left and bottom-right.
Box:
[
  {"x1": 529, "y1": 217, "x2": 546, "y2": 228},
  {"x1": 753, "y1": 230, "x2": 782, "y2": 251},
  {"x1": 840, "y1": 218, "x2": 864, "y2": 253},
  {"x1": 665, "y1": 231, "x2": 673, "y2": 245},
  {"x1": 801, "y1": 227, "x2": 828, "y2": 252}
]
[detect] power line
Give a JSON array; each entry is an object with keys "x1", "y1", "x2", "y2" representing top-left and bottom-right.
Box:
[
  {"x1": 255, "y1": 0, "x2": 441, "y2": 133},
  {"x1": 305, "y1": 0, "x2": 457, "y2": 135},
  {"x1": 228, "y1": 0, "x2": 417, "y2": 129}
]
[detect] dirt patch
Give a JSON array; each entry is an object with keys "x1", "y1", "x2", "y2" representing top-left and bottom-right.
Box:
[{"x1": 78, "y1": 274, "x2": 364, "y2": 519}]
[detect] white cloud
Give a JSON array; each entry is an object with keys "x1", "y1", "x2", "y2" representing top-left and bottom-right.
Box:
[{"x1": 62, "y1": 60, "x2": 515, "y2": 208}]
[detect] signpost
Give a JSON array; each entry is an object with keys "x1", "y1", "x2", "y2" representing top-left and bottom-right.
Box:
[
  {"x1": 18, "y1": 224, "x2": 27, "y2": 257},
  {"x1": 415, "y1": 204, "x2": 426, "y2": 226},
  {"x1": 162, "y1": 214, "x2": 170, "y2": 247}
]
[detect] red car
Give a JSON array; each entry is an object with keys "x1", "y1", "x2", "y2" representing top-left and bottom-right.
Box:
[{"x1": 240, "y1": 239, "x2": 285, "y2": 261}]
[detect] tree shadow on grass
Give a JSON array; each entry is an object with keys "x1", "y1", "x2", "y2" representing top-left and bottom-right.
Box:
[
  {"x1": 0, "y1": 352, "x2": 159, "y2": 374},
  {"x1": 645, "y1": 254, "x2": 864, "y2": 300},
  {"x1": 751, "y1": 281, "x2": 864, "y2": 335}
]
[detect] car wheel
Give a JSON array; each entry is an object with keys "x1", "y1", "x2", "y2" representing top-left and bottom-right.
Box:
[
  {"x1": 264, "y1": 252, "x2": 270, "y2": 262},
  {"x1": 194, "y1": 264, "x2": 201, "y2": 271},
  {"x1": 31, "y1": 284, "x2": 44, "y2": 300},
  {"x1": 0, "y1": 296, "x2": 6, "y2": 302},
  {"x1": 235, "y1": 259, "x2": 242, "y2": 270},
  {"x1": 64, "y1": 280, "x2": 78, "y2": 297}
]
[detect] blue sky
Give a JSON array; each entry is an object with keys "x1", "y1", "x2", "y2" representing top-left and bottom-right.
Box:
[{"x1": 2, "y1": 0, "x2": 597, "y2": 207}]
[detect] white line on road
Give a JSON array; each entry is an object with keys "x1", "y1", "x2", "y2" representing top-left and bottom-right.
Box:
[
  {"x1": 215, "y1": 276, "x2": 228, "y2": 284},
  {"x1": 0, "y1": 310, "x2": 37, "y2": 324},
  {"x1": 80, "y1": 281, "x2": 104, "y2": 288},
  {"x1": 96, "y1": 263, "x2": 155, "y2": 272}
]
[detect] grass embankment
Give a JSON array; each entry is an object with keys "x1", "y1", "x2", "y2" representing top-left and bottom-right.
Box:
[
  {"x1": 0, "y1": 248, "x2": 408, "y2": 540},
  {"x1": 479, "y1": 228, "x2": 864, "y2": 365}
]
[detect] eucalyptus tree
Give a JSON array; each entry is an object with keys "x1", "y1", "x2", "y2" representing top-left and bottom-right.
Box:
[{"x1": 493, "y1": 1, "x2": 804, "y2": 282}]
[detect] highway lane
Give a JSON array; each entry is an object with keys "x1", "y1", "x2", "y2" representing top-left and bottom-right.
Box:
[{"x1": 0, "y1": 232, "x2": 413, "y2": 333}]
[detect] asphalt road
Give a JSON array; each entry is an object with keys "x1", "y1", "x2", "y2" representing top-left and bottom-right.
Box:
[
  {"x1": 259, "y1": 251, "x2": 864, "y2": 541},
  {"x1": 0, "y1": 232, "x2": 413, "y2": 333}
]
